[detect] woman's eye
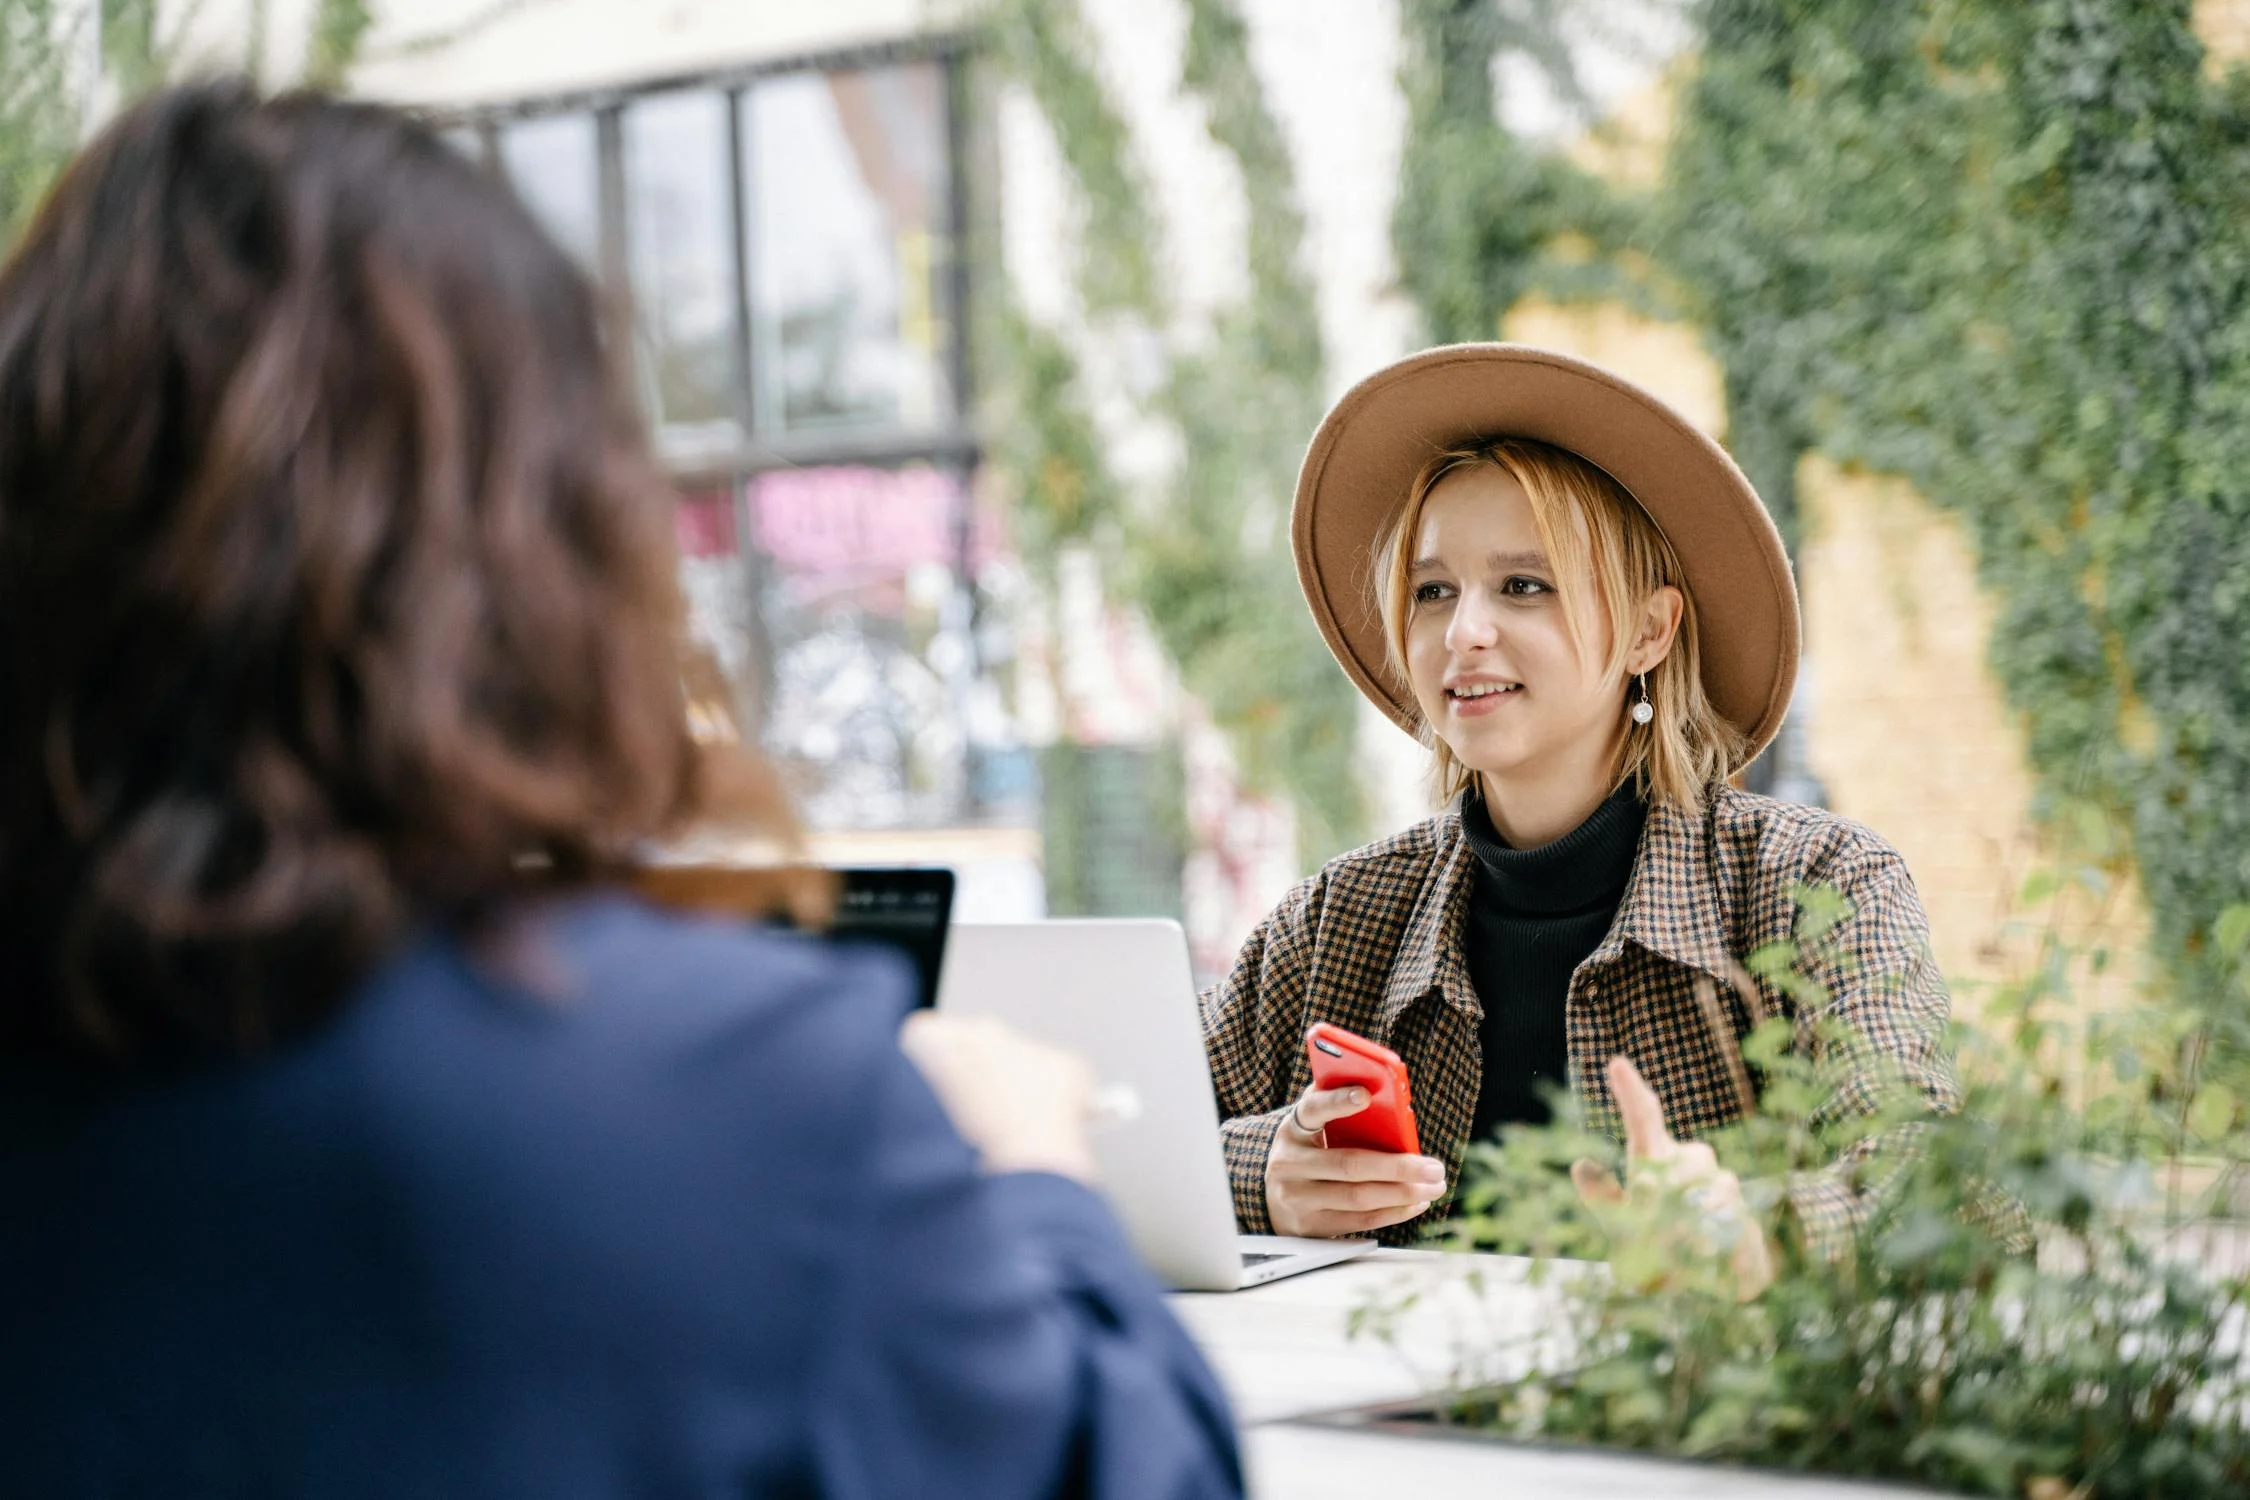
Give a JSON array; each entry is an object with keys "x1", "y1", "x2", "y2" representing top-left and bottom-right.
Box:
[
  {"x1": 1500, "y1": 576, "x2": 1552, "y2": 598},
  {"x1": 1413, "y1": 581, "x2": 1453, "y2": 605}
]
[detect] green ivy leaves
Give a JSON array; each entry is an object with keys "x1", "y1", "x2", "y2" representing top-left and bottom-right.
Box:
[
  {"x1": 984, "y1": 0, "x2": 1364, "y2": 861},
  {"x1": 1665, "y1": 0, "x2": 2250, "y2": 1056},
  {"x1": 1387, "y1": 878, "x2": 2250, "y2": 1494}
]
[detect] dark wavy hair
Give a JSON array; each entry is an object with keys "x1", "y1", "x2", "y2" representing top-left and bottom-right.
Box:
[{"x1": 0, "y1": 82, "x2": 784, "y2": 1064}]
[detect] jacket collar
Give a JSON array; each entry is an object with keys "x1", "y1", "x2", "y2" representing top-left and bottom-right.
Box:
[
  {"x1": 1586, "y1": 788, "x2": 1736, "y2": 980},
  {"x1": 1378, "y1": 788, "x2": 1735, "y2": 1029},
  {"x1": 1379, "y1": 810, "x2": 1478, "y2": 1028}
]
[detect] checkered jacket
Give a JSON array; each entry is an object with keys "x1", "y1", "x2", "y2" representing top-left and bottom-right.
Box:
[{"x1": 1198, "y1": 785, "x2": 1960, "y2": 1253}]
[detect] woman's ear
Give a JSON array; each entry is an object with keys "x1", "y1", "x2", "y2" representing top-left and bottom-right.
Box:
[{"x1": 1625, "y1": 585, "x2": 1685, "y2": 676}]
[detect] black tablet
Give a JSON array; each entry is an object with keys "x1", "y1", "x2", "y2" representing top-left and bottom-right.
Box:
[{"x1": 827, "y1": 867, "x2": 956, "y2": 1010}]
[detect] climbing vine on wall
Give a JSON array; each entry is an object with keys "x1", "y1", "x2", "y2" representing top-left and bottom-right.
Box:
[
  {"x1": 0, "y1": 0, "x2": 389, "y2": 252},
  {"x1": 1391, "y1": 0, "x2": 1652, "y2": 348},
  {"x1": 0, "y1": 2, "x2": 84, "y2": 248},
  {"x1": 1659, "y1": 0, "x2": 2250, "y2": 1045},
  {"x1": 982, "y1": 0, "x2": 1363, "y2": 862}
]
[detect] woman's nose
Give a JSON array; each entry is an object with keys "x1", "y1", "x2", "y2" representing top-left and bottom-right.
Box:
[{"x1": 1444, "y1": 592, "x2": 1500, "y2": 652}]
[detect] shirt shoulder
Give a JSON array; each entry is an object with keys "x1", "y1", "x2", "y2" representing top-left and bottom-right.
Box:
[
  {"x1": 1316, "y1": 810, "x2": 1460, "y2": 889},
  {"x1": 1240, "y1": 811, "x2": 1457, "y2": 943},
  {"x1": 1705, "y1": 785, "x2": 1911, "y2": 887},
  {"x1": 346, "y1": 895, "x2": 919, "y2": 1248}
]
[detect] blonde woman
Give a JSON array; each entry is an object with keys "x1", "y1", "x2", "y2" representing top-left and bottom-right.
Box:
[{"x1": 1201, "y1": 344, "x2": 1957, "y2": 1287}]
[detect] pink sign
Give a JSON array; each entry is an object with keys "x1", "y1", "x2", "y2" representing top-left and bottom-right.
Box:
[
  {"x1": 674, "y1": 488, "x2": 737, "y2": 559},
  {"x1": 750, "y1": 465, "x2": 998, "y2": 579}
]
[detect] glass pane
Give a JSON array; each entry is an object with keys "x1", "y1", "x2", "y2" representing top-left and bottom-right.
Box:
[
  {"x1": 497, "y1": 113, "x2": 600, "y2": 271},
  {"x1": 676, "y1": 484, "x2": 758, "y2": 747},
  {"x1": 746, "y1": 62, "x2": 952, "y2": 434},
  {"x1": 623, "y1": 91, "x2": 739, "y2": 438},
  {"x1": 752, "y1": 464, "x2": 980, "y2": 827}
]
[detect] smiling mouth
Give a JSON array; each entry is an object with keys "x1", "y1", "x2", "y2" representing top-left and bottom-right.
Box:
[{"x1": 1446, "y1": 683, "x2": 1522, "y2": 703}]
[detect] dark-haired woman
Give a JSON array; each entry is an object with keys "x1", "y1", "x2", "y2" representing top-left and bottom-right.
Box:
[{"x1": 0, "y1": 83, "x2": 1237, "y2": 1499}]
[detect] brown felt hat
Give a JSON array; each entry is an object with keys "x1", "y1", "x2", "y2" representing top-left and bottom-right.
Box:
[{"x1": 1292, "y1": 343, "x2": 1800, "y2": 771}]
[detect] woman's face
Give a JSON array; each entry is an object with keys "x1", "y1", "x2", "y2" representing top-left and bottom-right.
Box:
[{"x1": 1403, "y1": 465, "x2": 1629, "y2": 791}]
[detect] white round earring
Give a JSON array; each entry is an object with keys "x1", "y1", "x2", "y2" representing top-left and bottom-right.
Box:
[{"x1": 1630, "y1": 673, "x2": 1654, "y2": 725}]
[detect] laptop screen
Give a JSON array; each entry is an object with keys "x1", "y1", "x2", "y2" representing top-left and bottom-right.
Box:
[{"x1": 826, "y1": 867, "x2": 955, "y2": 1010}]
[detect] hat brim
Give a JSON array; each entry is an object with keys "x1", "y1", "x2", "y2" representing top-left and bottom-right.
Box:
[{"x1": 1292, "y1": 343, "x2": 1799, "y2": 772}]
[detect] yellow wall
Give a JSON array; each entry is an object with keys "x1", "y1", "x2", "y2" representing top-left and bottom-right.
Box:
[
  {"x1": 2201, "y1": 0, "x2": 2250, "y2": 72},
  {"x1": 1794, "y1": 459, "x2": 2146, "y2": 1026}
]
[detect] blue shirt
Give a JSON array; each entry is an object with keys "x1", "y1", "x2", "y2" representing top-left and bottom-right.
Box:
[{"x1": 0, "y1": 897, "x2": 1242, "y2": 1498}]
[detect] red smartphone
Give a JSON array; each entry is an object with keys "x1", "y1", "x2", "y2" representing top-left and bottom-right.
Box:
[{"x1": 1304, "y1": 1022, "x2": 1420, "y2": 1154}]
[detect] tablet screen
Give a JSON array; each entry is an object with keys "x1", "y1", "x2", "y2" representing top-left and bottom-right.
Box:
[{"x1": 827, "y1": 867, "x2": 955, "y2": 1010}]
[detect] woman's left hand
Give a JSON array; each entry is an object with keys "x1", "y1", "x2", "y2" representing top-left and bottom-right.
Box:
[{"x1": 1570, "y1": 1056, "x2": 1777, "y2": 1301}]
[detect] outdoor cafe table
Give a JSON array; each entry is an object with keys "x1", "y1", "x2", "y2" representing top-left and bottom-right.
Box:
[{"x1": 1166, "y1": 1248, "x2": 1949, "y2": 1500}]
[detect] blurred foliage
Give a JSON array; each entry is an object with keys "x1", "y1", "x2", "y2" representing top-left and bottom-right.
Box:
[
  {"x1": 984, "y1": 0, "x2": 1155, "y2": 316},
  {"x1": 1392, "y1": 0, "x2": 1657, "y2": 345},
  {"x1": 984, "y1": 304, "x2": 1125, "y2": 563},
  {"x1": 303, "y1": 0, "x2": 374, "y2": 91},
  {"x1": 0, "y1": 1, "x2": 385, "y2": 252},
  {"x1": 1360, "y1": 880, "x2": 2250, "y2": 1496},
  {"x1": 100, "y1": 0, "x2": 160, "y2": 98},
  {"x1": 981, "y1": 0, "x2": 1363, "y2": 862},
  {"x1": 1659, "y1": 0, "x2": 2250, "y2": 1067},
  {"x1": 1144, "y1": 0, "x2": 1363, "y2": 861},
  {"x1": 0, "y1": 2, "x2": 82, "y2": 246}
]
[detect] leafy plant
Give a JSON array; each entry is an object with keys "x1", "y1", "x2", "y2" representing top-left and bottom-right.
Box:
[
  {"x1": 1360, "y1": 882, "x2": 2250, "y2": 1497},
  {"x1": 0, "y1": 1, "x2": 92, "y2": 249}
]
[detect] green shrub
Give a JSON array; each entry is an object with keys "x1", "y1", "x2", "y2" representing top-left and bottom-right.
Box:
[{"x1": 1359, "y1": 886, "x2": 2250, "y2": 1497}]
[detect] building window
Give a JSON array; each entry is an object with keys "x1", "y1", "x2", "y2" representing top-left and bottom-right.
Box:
[
  {"x1": 753, "y1": 462, "x2": 984, "y2": 828},
  {"x1": 459, "y1": 41, "x2": 994, "y2": 834},
  {"x1": 496, "y1": 112, "x2": 600, "y2": 272},
  {"x1": 624, "y1": 90, "x2": 741, "y2": 443},
  {"x1": 744, "y1": 62, "x2": 953, "y2": 435}
]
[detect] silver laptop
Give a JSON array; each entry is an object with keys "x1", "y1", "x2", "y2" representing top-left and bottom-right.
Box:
[{"x1": 935, "y1": 919, "x2": 1374, "y2": 1292}]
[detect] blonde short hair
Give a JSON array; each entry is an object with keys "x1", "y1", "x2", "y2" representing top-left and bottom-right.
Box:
[{"x1": 1376, "y1": 437, "x2": 1744, "y2": 812}]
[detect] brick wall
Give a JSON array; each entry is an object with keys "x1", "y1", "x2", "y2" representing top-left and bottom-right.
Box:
[
  {"x1": 2202, "y1": 0, "x2": 2250, "y2": 72},
  {"x1": 1795, "y1": 459, "x2": 2147, "y2": 1030}
]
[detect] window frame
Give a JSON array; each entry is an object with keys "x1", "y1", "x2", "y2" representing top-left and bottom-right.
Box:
[
  {"x1": 430, "y1": 33, "x2": 978, "y2": 486},
  {"x1": 432, "y1": 35, "x2": 998, "y2": 827}
]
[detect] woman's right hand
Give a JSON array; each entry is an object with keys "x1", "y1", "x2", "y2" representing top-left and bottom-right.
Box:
[
  {"x1": 1264, "y1": 1084, "x2": 1448, "y2": 1238},
  {"x1": 900, "y1": 1012, "x2": 1099, "y2": 1185}
]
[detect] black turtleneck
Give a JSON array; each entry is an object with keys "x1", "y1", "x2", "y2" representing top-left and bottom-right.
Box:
[{"x1": 1461, "y1": 781, "x2": 1646, "y2": 1142}]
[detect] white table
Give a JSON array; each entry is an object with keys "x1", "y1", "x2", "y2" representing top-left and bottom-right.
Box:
[
  {"x1": 1168, "y1": 1249, "x2": 1951, "y2": 1499},
  {"x1": 1166, "y1": 1249, "x2": 1564, "y2": 1425}
]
